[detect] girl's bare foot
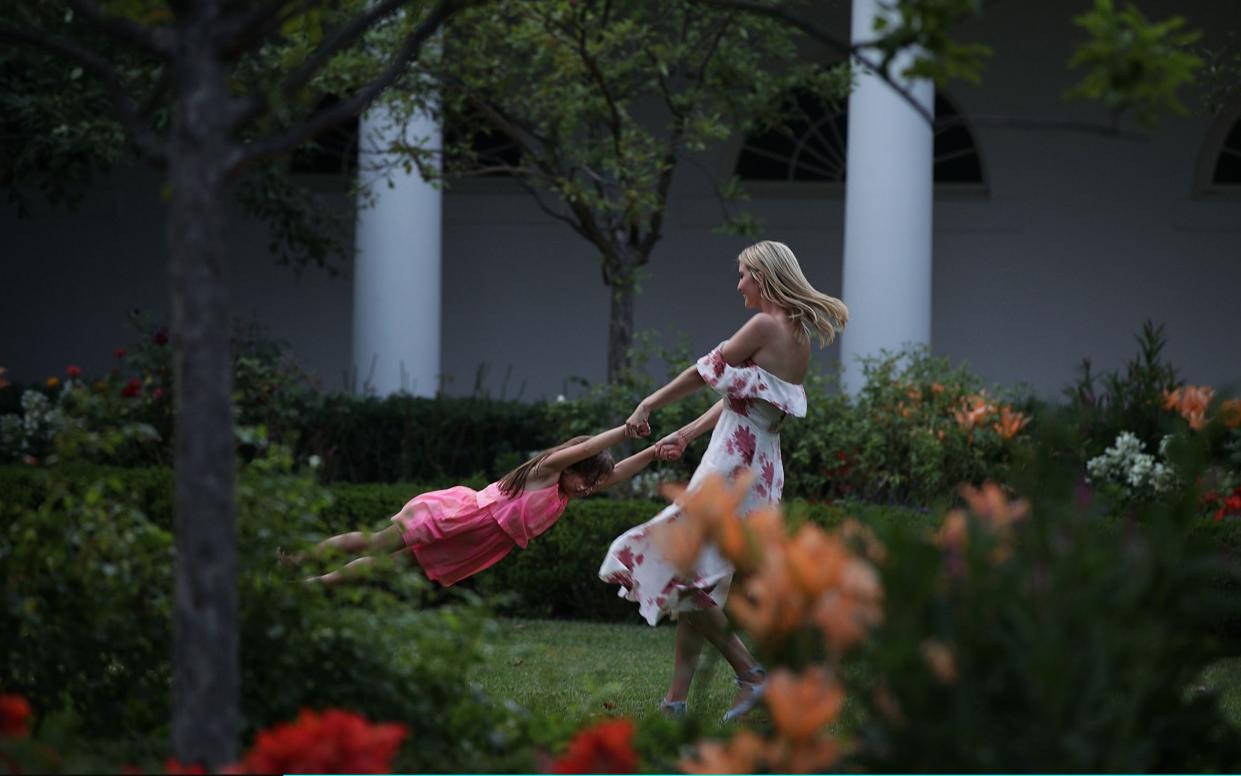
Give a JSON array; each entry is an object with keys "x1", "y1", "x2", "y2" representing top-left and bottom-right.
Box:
[{"x1": 276, "y1": 546, "x2": 305, "y2": 569}]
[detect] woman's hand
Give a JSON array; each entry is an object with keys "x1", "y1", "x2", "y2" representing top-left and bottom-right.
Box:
[
  {"x1": 625, "y1": 404, "x2": 651, "y2": 438},
  {"x1": 655, "y1": 431, "x2": 687, "y2": 460}
]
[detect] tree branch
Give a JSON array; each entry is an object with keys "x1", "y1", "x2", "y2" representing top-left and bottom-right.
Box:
[
  {"x1": 693, "y1": 0, "x2": 936, "y2": 126},
  {"x1": 66, "y1": 0, "x2": 173, "y2": 57},
  {"x1": 218, "y1": 0, "x2": 327, "y2": 58},
  {"x1": 230, "y1": 0, "x2": 423, "y2": 133},
  {"x1": 0, "y1": 22, "x2": 167, "y2": 163},
  {"x1": 233, "y1": 0, "x2": 457, "y2": 171}
]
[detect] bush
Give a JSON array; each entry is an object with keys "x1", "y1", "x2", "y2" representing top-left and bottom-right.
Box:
[
  {"x1": 0, "y1": 455, "x2": 545, "y2": 771},
  {"x1": 661, "y1": 421, "x2": 1241, "y2": 774},
  {"x1": 298, "y1": 394, "x2": 556, "y2": 484},
  {"x1": 782, "y1": 346, "x2": 1033, "y2": 505}
]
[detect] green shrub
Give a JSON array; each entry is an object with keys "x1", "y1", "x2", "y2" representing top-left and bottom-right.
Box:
[
  {"x1": 1060, "y1": 319, "x2": 1182, "y2": 461},
  {"x1": 0, "y1": 456, "x2": 543, "y2": 770},
  {"x1": 843, "y1": 424, "x2": 1241, "y2": 772},
  {"x1": 782, "y1": 346, "x2": 1033, "y2": 505},
  {"x1": 298, "y1": 394, "x2": 557, "y2": 484}
]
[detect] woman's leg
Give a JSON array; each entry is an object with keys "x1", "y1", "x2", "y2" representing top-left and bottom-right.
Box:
[
  {"x1": 665, "y1": 618, "x2": 706, "y2": 704},
  {"x1": 682, "y1": 608, "x2": 765, "y2": 715},
  {"x1": 683, "y1": 608, "x2": 761, "y2": 676}
]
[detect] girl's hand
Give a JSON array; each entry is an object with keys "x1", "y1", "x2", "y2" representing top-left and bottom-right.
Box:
[
  {"x1": 656, "y1": 431, "x2": 687, "y2": 460},
  {"x1": 625, "y1": 405, "x2": 651, "y2": 438}
]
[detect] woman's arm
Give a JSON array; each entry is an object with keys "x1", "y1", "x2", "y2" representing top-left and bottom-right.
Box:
[
  {"x1": 720, "y1": 313, "x2": 778, "y2": 365},
  {"x1": 592, "y1": 445, "x2": 660, "y2": 492},
  {"x1": 656, "y1": 400, "x2": 725, "y2": 459},
  {"x1": 625, "y1": 365, "x2": 706, "y2": 435},
  {"x1": 535, "y1": 425, "x2": 629, "y2": 476},
  {"x1": 625, "y1": 314, "x2": 779, "y2": 436}
]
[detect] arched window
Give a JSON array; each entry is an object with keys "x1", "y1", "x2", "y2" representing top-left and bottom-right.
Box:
[
  {"x1": 1195, "y1": 104, "x2": 1241, "y2": 196},
  {"x1": 734, "y1": 91, "x2": 986, "y2": 191}
]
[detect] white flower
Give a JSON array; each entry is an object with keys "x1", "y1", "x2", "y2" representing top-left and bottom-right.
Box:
[
  {"x1": 555, "y1": 394, "x2": 566, "y2": 403},
  {"x1": 308, "y1": 454, "x2": 323, "y2": 470}
]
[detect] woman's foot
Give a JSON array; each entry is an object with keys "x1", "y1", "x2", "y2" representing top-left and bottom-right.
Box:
[
  {"x1": 658, "y1": 698, "x2": 688, "y2": 719},
  {"x1": 722, "y1": 666, "x2": 767, "y2": 723}
]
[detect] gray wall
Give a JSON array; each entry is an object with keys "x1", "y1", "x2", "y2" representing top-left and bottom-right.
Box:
[{"x1": 3, "y1": 0, "x2": 1239, "y2": 400}]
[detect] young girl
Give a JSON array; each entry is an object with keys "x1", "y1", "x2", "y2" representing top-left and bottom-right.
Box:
[{"x1": 283, "y1": 425, "x2": 665, "y2": 587}]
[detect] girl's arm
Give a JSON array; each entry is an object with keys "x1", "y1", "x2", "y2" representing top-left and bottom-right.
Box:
[
  {"x1": 535, "y1": 425, "x2": 629, "y2": 477},
  {"x1": 592, "y1": 445, "x2": 660, "y2": 492},
  {"x1": 656, "y1": 400, "x2": 725, "y2": 459}
]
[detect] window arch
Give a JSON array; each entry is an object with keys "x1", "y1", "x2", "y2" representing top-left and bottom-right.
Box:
[
  {"x1": 734, "y1": 91, "x2": 986, "y2": 191},
  {"x1": 1194, "y1": 103, "x2": 1241, "y2": 196}
]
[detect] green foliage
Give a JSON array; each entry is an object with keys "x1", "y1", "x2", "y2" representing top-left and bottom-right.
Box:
[
  {"x1": 300, "y1": 394, "x2": 556, "y2": 484},
  {"x1": 0, "y1": 452, "x2": 548, "y2": 771},
  {"x1": 1060, "y1": 319, "x2": 1182, "y2": 460},
  {"x1": 842, "y1": 421, "x2": 1241, "y2": 772},
  {"x1": 1066, "y1": 0, "x2": 1203, "y2": 125},
  {"x1": 869, "y1": 0, "x2": 993, "y2": 85}
]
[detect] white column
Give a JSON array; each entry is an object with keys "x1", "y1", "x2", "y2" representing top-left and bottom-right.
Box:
[
  {"x1": 352, "y1": 101, "x2": 441, "y2": 397},
  {"x1": 840, "y1": 0, "x2": 935, "y2": 395}
]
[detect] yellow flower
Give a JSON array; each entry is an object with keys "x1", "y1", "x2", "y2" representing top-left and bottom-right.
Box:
[
  {"x1": 765, "y1": 667, "x2": 846, "y2": 742},
  {"x1": 993, "y1": 405, "x2": 1029, "y2": 440},
  {"x1": 728, "y1": 549, "x2": 806, "y2": 643},
  {"x1": 46, "y1": 376, "x2": 60, "y2": 389},
  {"x1": 961, "y1": 482, "x2": 1029, "y2": 533},
  {"x1": 1220, "y1": 398, "x2": 1241, "y2": 429},
  {"x1": 920, "y1": 639, "x2": 958, "y2": 683},
  {"x1": 785, "y1": 524, "x2": 848, "y2": 597},
  {"x1": 680, "y1": 730, "x2": 766, "y2": 774}
]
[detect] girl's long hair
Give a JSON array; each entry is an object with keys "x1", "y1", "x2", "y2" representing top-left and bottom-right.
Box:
[
  {"x1": 738, "y1": 240, "x2": 849, "y2": 347},
  {"x1": 498, "y1": 436, "x2": 615, "y2": 497}
]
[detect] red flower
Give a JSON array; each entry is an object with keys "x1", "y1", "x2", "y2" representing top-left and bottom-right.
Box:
[
  {"x1": 65, "y1": 365, "x2": 82, "y2": 379},
  {"x1": 240, "y1": 709, "x2": 407, "y2": 774},
  {"x1": 0, "y1": 694, "x2": 32, "y2": 738},
  {"x1": 114, "y1": 348, "x2": 127, "y2": 359},
  {"x1": 153, "y1": 328, "x2": 169, "y2": 346},
  {"x1": 549, "y1": 718, "x2": 637, "y2": 774},
  {"x1": 163, "y1": 759, "x2": 207, "y2": 774},
  {"x1": 121, "y1": 377, "x2": 143, "y2": 398}
]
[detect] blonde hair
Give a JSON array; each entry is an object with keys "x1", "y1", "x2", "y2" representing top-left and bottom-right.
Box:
[{"x1": 738, "y1": 240, "x2": 849, "y2": 347}]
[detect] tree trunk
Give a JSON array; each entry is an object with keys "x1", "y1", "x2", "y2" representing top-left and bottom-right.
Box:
[
  {"x1": 169, "y1": 2, "x2": 239, "y2": 765},
  {"x1": 606, "y1": 273, "x2": 637, "y2": 384}
]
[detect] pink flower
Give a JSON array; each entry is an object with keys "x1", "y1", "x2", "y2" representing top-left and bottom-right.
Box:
[
  {"x1": 727, "y1": 426, "x2": 757, "y2": 466},
  {"x1": 153, "y1": 328, "x2": 169, "y2": 346},
  {"x1": 152, "y1": 387, "x2": 165, "y2": 400}
]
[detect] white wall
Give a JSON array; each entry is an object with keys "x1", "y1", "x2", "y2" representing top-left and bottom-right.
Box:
[{"x1": 3, "y1": 0, "x2": 1239, "y2": 400}]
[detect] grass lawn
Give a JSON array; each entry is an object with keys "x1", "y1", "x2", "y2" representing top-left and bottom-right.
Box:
[
  {"x1": 469, "y1": 618, "x2": 746, "y2": 724},
  {"x1": 472, "y1": 617, "x2": 1241, "y2": 730}
]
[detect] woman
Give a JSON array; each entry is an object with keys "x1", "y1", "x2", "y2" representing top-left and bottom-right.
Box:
[{"x1": 598, "y1": 240, "x2": 847, "y2": 721}]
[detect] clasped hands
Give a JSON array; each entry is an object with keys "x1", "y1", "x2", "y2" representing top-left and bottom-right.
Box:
[{"x1": 625, "y1": 404, "x2": 686, "y2": 461}]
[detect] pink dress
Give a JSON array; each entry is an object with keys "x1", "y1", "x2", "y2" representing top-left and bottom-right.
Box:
[
  {"x1": 598, "y1": 342, "x2": 808, "y2": 626},
  {"x1": 390, "y1": 481, "x2": 569, "y2": 586}
]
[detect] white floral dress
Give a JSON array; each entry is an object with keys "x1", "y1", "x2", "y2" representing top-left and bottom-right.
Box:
[{"x1": 598, "y1": 342, "x2": 808, "y2": 626}]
